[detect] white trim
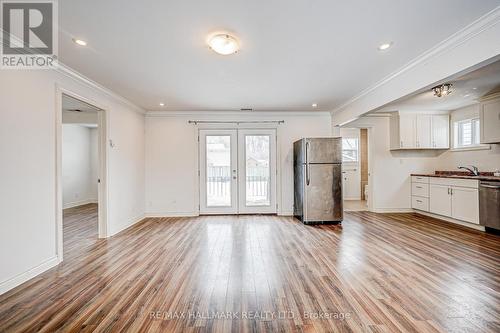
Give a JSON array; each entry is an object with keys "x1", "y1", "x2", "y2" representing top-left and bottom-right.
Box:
[
  {"x1": 63, "y1": 199, "x2": 98, "y2": 209},
  {"x1": 145, "y1": 111, "x2": 331, "y2": 117},
  {"x1": 449, "y1": 145, "x2": 491, "y2": 152},
  {"x1": 56, "y1": 62, "x2": 145, "y2": 114},
  {"x1": 0, "y1": 256, "x2": 60, "y2": 296},
  {"x1": 107, "y1": 214, "x2": 146, "y2": 237},
  {"x1": 331, "y1": 6, "x2": 500, "y2": 125},
  {"x1": 146, "y1": 212, "x2": 199, "y2": 218},
  {"x1": 371, "y1": 208, "x2": 414, "y2": 213},
  {"x1": 279, "y1": 211, "x2": 294, "y2": 216},
  {"x1": 414, "y1": 210, "x2": 485, "y2": 231}
]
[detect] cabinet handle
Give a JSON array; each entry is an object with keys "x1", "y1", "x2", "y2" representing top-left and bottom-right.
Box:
[
  {"x1": 416, "y1": 200, "x2": 422, "y2": 203},
  {"x1": 416, "y1": 186, "x2": 423, "y2": 189},
  {"x1": 450, "y1": 188, "x2": 453, "y2": 195},
  {"x1": 400, "y1": 141, "x2": 403, "y2": 148},
  {"x1": 447, "y1": 188, "x2": 450, "y2": 195}
]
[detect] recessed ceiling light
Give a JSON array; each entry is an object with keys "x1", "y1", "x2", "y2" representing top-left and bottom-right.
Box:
[
  {"x1": 73, "y1": 38, "x2": 87, "y2": 46},
  {"x1": 312, "y1": 103, "x2": 318, "y2": 108},
  {"x1": 378, "y1": 42, "x2": 393, "y2": 51},
  {"x1": 208, "y1": 34, "x2": 239, "y2": 55},
  {"x1": 159, "y1": 103, "x2": 165, "y2": 107}
]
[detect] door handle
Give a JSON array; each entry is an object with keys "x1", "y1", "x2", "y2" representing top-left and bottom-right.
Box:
[
  {"x1": 305, "y1": 141, "x2": 310, "y2": 185},
  {"x1": 480, "y1": 184, "x2": 500, "y2": 189}
]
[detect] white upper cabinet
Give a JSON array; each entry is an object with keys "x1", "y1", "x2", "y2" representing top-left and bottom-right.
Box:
[
  {"x1": 416, "y1": 115, "x2": 432, "y2": 148},
  {"x1": 479, "y1": 94, "x2": 500, "y2": 144},
  {"x1": 390, "y1": 112, "x2": 449, "y2": 150},
  {"x1": 431, "y1": 115, "x2": 450, "y2": 148}
]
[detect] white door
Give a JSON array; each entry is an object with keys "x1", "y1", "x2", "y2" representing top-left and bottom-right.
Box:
[
  {"x1": 416, "y1": 115, "x2": 432, "y2": 148},
  {"x1": 451, "y1": 187, "x2": 479, "y2": 224},
  {"x1": 342, "y1": 168, "x2": 360, "y2": 200},
  {"x1": 429, "y1": 184, "x2": 451, "y2": 217},
  {"x1": 199, "y1": 129, "x2": 277, "y2": 214},
  {"x1": 199, "y1": 130, "x2": 238, "y2": 214},
  {"x1": 238, "y1": 129, "x2": 277, "y2": 214}
]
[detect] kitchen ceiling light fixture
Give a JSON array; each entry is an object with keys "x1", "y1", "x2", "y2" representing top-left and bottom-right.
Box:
[
  {"x1": 378, "y1": 42, "x2": 393, "y2": 51},
  {"x1": 159, "y1": 103, "x2": 165, "y2": 107},
  {"x1": 312, "y1": 103, "x2": 318, "y2": 108},
  {"x1": 73, "y1": 38, "x2": 87, "y2": 46},
  {"x1": 208, "y1": 34, "x2": 239, "y2": 55},
  {"x1": 432, "y1": 83, "x2": 453, "y2": 97}
]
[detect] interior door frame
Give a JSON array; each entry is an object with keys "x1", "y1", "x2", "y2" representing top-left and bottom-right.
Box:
[
  {"x1": 237, "y1": 128, "x2": 277, "y2": 214},
  {"x1": 55, "y1": 86, "x2": 109, "y2": 263},
  {"x1": 196, "y1": 124, "x2": 280, "y2": 215},
  {"x1": 199, "y1": 129, "x2": 238, "y2": 214}
]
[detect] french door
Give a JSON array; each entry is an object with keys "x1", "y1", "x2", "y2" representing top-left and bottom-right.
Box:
[{"x1": 199, "y1": 129, "x2": 277, "y2": 214}]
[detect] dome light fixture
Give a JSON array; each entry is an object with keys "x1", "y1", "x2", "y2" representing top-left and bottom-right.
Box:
[
  {"x1": 432, "y1": 83, "x2": 453, "y2": 97},
  {"x1": 208, "y1": 34, "x2": 240, "y2": 55},
  {"x1": 378, "y1": 42, "x2": 393, "y2": 51},
  {"x1": 73, "y1": 38, "x2": 87, "y2": 46}
]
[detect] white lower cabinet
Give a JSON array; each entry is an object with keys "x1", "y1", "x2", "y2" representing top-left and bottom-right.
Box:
[
  {"x1": 429, "y1": 184, "x2": 452, "y2": 216},
  {"x1": 451, "y1": 187, "x2": 479, "y2": 224},
  {"x1": 412, "y1": 176, "x2": 479, "y2": 225}
]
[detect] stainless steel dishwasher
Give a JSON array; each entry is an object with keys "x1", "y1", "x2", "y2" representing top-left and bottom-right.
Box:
[{"x1": 479, "y1": 180, "x2": 500, "y2": 233}]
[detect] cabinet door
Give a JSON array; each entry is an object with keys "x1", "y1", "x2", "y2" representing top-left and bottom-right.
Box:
[
  {"x1": 416, "y1": 115, "x2": 432, "y2": 148},
  {"x1": 399, "y1": 114, "x2": 416, "y2": 148},
  {"x1": 429, "y1": 184, "x2": 451, "y2": 217},
  {"x1": 480, "y1": 98, "x2": 500, "y2": 144},
  {"x1": 432, "y1": 115, "x2": 449, "y2": 148},
  {"x1": 451, "y1": 187, "x2": 479, "y2": 224}
]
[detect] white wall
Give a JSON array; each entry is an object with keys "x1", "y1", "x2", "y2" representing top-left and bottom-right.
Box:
[
  {"x1": 436, "y1": 104, "x2": 500, "y2": 171},
  {"x1": 345, "y1": 105, "x2": 500, "y2": 212},
  {"x1": 0, "y1": 69, "x2": 145, "y2": 294},
  {"x1": 345, "y1": 116, "x2": 441, "y2": 212},
  {"x1": 62, "y1": 125, "x2": 98, "y2": 208},
  {"x1": 145, "y1": 112, "x2": 332, "y2": 216}
]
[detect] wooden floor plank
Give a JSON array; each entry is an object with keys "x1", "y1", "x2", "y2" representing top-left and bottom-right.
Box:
[{"x1": 1, "y1": 204, "x2": 499, "y2": 332}]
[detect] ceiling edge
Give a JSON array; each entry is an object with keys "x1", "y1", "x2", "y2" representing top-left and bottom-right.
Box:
[
  {"x1": 56, "y1": 62, "x2": 146, "y2": 114},
  {"x1": 330, "y1": 5, "x2": 500, "y2": 116}
]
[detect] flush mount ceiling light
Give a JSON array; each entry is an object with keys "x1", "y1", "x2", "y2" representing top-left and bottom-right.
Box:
[
  {"x1": 432, "y1": 83, "x2": 453, "y2": 97},
  {"x1": 208, "y1": 34, "x2": 239, "y2": 55},
  {"x1": 159, "y1": 103, "x2": 165, "y2": 107},
  {"x1": 312, "y1": 103, "x2": 318, "y2": 108},
  {"x1": 72, "y1": 38, "x2": 87, "y2": 46},
  {"x1": 378, "y1": 42, "x2": 393, "y2": 51}
]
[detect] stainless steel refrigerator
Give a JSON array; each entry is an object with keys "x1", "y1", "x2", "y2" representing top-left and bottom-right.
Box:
[{"x1": 293, "y1": 138, "x2": 343, "y2": 224}]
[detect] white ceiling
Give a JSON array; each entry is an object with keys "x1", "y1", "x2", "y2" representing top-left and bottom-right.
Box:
[
  {"x1": 59, "y1": 0, "x2": 500, "y2": 111},
  {"x1": 374, "y1": 59, "x2": 500, "y2": 112}
]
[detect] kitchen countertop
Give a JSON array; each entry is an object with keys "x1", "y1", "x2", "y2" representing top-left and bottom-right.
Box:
[{"x1": 411, "y1": 171, "x2": 500, "y2": 182}]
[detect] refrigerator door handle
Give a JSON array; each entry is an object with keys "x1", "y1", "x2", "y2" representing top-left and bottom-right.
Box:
[{"x1": 305, "y1": 141, "x2": 310, "y2": 185}]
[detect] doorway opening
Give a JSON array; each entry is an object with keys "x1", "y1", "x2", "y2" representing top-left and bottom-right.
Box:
[
  {"x1": 340, "y1": 127, "x2": 370, "y2": 211},
  {"x1": 57, "y1": 92, "x2": 107, "y2": 261},
  {"x1": 198, "y1": 128, "x2": 277, "y2": 215}
]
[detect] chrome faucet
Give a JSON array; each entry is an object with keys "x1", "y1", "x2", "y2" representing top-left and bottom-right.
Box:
[{"x1": 458, "y1": 165, "x2": 479, "y2": 176}]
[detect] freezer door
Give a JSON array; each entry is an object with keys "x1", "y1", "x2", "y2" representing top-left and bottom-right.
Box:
[
  {"x1": 304, "y1": 163, "x2": 343, "y2": 222},
  {"x1": 306, "y1": 138, "x2": 342, "y2": 164}
]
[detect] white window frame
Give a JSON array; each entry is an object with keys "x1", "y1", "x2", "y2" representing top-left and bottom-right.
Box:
[
  {"x1": 452, "y1": 117, "x2": 490, "y2": 151},
  {"x1": 342, "y1": 137, "x2": 359, "y2": 163}
]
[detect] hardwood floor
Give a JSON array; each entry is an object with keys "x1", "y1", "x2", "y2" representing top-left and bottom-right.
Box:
[{"x1": 1, "y1": 205, "x2": 499, "y2": 332}]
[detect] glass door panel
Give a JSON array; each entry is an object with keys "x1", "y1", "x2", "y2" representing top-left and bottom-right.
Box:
[
  {"x1": 199, "y1": 130, "x2": 238, "y2": 214},
  {"x1": 238, "y1": 129, "x2": 276, "y2": 214}
]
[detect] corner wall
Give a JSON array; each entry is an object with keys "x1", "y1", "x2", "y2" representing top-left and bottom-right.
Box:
[{"x1": 0, "y1": 69, "x2": 145, "y2": 295}]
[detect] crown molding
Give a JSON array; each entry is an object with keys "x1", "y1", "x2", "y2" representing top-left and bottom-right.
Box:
[
  {"x1": 55, "y1": 62, "x2": 145, "y2": 114},
  {"x1": 145, "y1": 110, "x2": 331, "y2": 117},
  {"x1": 331, "y1": 6, "x2": 500, "y2": 115}
]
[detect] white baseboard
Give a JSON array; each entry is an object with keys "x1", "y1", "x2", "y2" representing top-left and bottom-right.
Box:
[
  {"x1": 278, "y1": 210, "x2": 293, "y2": 216},
  {"x1": 63, "y1": 198, "x2": 97, "y2": 209},
  {"x1": 344, "y1": 197, "x2": 362, "y2": 201},
  {"x1": 108, "y1": 213, "x2": 146, "y2": 237},
  {"x1": 145, "y1": 211, "x2": 199, "y2": 218},
  {"x1": 413, "y1": 210, "x2": 485, "y2": 231},
  {"x1": 0, "y1": 256, "x2": 60, "y2": 295},
  {"x1": 371, "y1": 208, "x2": 414, "y2": 213}
]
